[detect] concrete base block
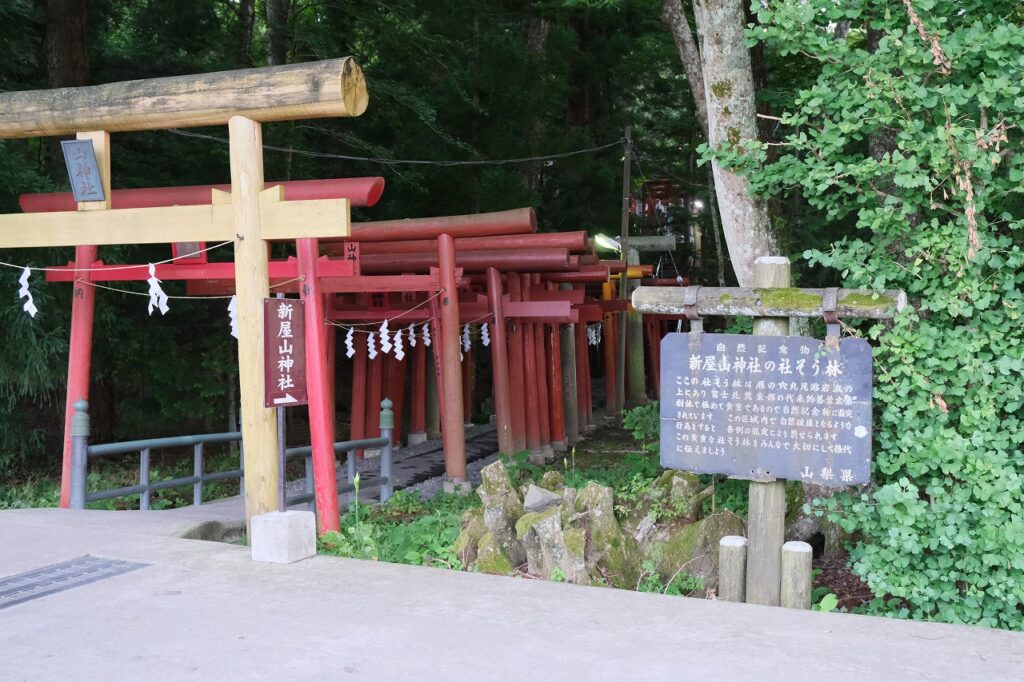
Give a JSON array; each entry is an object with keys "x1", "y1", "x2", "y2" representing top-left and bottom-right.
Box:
[
  {"x1": 464, "y1": 423, "x2": 474, "y2": 429},
  {"x1": 528, "y1": 450, "x2": 546, "y2": 466},
  {"x1": 250, "y1": 510, "x2": 316, "y2": 564},
  {"x1": 541, "y1": 444, "x2": 555, "y2": 460},
  {"x1": 443, "y1": 479, "x2": 473, "y2": 495},
  {"x1": 363, "y1": 448, "x2": 381, "y2": 459},
  {"x1": 551, "y1": 440, "x2": 567, "y2": 453},
  {"x1": 407, "y1": 432, "x2": 428, "y2": 445}
]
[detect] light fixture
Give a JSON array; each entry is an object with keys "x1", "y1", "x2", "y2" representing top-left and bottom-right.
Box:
[
  {"x1": 594, "y1": 233, "x2": 621, "y2": 253},
  {"x1": 693, "y1": 199, "x2": 705, "y2": 210}
]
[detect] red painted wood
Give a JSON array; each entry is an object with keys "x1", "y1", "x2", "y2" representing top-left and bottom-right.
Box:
[
  {"x1": 297, "y1": 239, "x2": 340, "y2": 532},
  {"x1": 46, "y1": 257, "x2": 356, "y2": 283},
  {"x1": 343, "y1": 231, "x2": 590, "y2": 256},
  {"x1": 366, "y1": 353, "x2": 383, "y2": 444},
  {"x1": 60, "y1": 245, "x2": 98, "y2": 507},
  {"x1": 486, "y1": 267, "x2": 514, "y2": 455},
  {"x1": 505, "y1": 274, "x2": 528, "y2": 453},
  {"x1": 437, "y1": 234, "x2": 467, "y2": 480},
  {"x1": 344, "y1": 208, "x2": 535, "y2": 242},
  {"x1": 525, "y1": 278, "x2": 550, "y2": 449},
  {"x1": 357, "y1": 248, "x2": 571, "y2": 275},
  {"x1": 461, "y1": 345, "x2": 473, "y2": 425},
  {"x1": 546, "y1": 319, "x2": 566, "y2": 447},
  {"x1": 387, "y1": 351, "x2": 407, "y2": 447},
  {"x1": 410, "y1": 338, "x2": 427, "y2": 436},
  {"x1": 20, "y1": 177, "x2": 386, "y2": 212}
]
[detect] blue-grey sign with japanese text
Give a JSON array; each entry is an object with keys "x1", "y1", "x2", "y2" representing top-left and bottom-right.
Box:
[
  {"x1": 660, "y1": 332, "x2": 872, "y2": 487},
  {"x1": 60, "y1": 139, "x2": 106, "y2": 203}
]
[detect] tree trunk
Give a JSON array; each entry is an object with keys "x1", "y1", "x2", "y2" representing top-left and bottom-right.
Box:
[
  {"x1": 693, "y1": 0, "x2": 776, "y2": 286},
  {"x1": 661, "y1": 0, "x2": 708, "y2": 135},
  {"x1": 45, "y1": 0, "x2": 89, "y2": 163},
  {"x1": 264, "y1": 0, "x2": 290, "y2": 67},
  {"x1": 522, "y1": 13, "x2": 550, "y2": 196}
]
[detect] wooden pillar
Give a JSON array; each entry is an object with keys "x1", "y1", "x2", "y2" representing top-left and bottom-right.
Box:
[
  {"x1": 522, "y1": 320, "x2": 543, "y2": 456},
  {"x1": 526, "y1": 277, "x2": 551, "y2": 455},
  {"x1": 719, "y1": 536, "x2": 748, "y2": 603},
  {"x1": 387, "y1": 351, "x2": 407, "y2": 447},
  {"x1": 229, "y1": 116, "x2": 279, "y2": 528},
  {"x1": 546, "y1": 322, "x2": 567, "y2": 451},
  {"x1": 602, "y1": 282, "x2": 618, "y2": 416},
  {"x1": 558, "y1": 284, "x2": 580, "y2": 444},
  {"x1": 745, "y1": 256, "x2": 791, "y2": 607},
  {"x1": 366, "y1": 353, "x2": 383, "y2": 440},
  {"x1": 486, "y1": 267, "x2": 515, "y2": 455},
  {"x1": 297, "y1": 239, "x2": 340, "y2": 532},
  {"x1": 505, "y1": 273, "x2": 528, "y2": 453},
  {"x1": 424, "y1": 345, "x2": 441, "y2": 438},
  {"x1": 781, "y1": 541, "x2": 813, "y2": 609},
  {"x1": 408, "y1": 336, "x2": 428, "y2": 444},
  {"x1": 60, "y1": 130, "x2": 108, "y2": 507},
  {"x1": 625, "y1": 249, "x2": 646, "y2": 407},
  {"x1": 574, "y1": 315, "x2": 592, "y2": 429},
  {"x1": 437, "y1": 234, "x2": 467, "y2": 483},
  {"x1": 461, "y1": 344, "x2": 474, "y2": 428},
  {"x1": 350, "y1": 326, "x2": 367, "y2": 451},
  {"x1": 326, "y1": 314, "x2": 337, "y2": 426}
]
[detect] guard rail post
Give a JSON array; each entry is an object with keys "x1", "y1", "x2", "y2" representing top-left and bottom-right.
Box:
[
  {"x1": 379, "y1": 398, "x2": 394, "y2": 503},
  {"x1": 69, "y1": 400, "x2": 90, "y2": 510}
]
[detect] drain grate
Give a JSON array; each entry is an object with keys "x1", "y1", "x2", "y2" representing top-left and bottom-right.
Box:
[{"x1": 0, "y1": 555, "x2": 148, "y2": 610}]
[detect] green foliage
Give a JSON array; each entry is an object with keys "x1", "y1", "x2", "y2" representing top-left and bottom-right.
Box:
[
  {"x1": 730, "y1": 0, "x2": 1024, "y2": 629},
  {"x1": 814, "y1": 593, "x2": 839, "y2": 613},
  {"x1": 319, "y1": 491, "x2": 480, "y2": 570},
  {"x1": 636, "y1": 559, "x2": 704, "y2": 596},
  {"x1": 623, "y1": 402, "x2": 660, "y2": 451}
]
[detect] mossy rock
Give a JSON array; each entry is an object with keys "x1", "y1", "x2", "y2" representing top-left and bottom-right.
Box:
[
  {"x1": 474, "y1": 532, "x2": 514, "y2": 576},
  {"x1": 516, "y1": 506, "x2": 560, "y2": 540},
  {"x1": 539, "y1": 470, "x2": 565, "y2": 492},
  {"x1": 784, "y1": 481, "x2": 804, "y2": 526},
  {"x1": 516, "y1": 506, "x2": 589, "y2": 584},
  {"x1": 453, "y1": 507, "x2": 487, "y2": 567},
  {"x1": 644, "y1": 510, "x2": 745, "y2": 595},
  {"x1": 477, "y1": 460, "x2": 526, "y2": 566},
  {"x1": 573, "y1": 481, "x2": 640, "y2": 589}
]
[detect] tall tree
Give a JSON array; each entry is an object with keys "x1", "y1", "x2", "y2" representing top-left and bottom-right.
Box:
[{"x1": 661, "y1": 0, "x2": 776, "y2": 285}]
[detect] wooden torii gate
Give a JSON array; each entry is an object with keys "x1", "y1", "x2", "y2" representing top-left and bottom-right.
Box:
[{"x1": 0, "y1": 58, "x2": 368, "y2": 531}]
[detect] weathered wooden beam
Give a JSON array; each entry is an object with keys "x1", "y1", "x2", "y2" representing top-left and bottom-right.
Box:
[
  {"x1": 632, "y1": 285, "x2": 906, "y2": 319},
  {"x1": 0, "y1": 197, "x2": 349, "y2": 248},
  {"x1": 0, "y1": 58, "x2": 367, "y2": 139}
]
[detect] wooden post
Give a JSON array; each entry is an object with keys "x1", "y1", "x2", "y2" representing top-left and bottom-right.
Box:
[
  {"x1": 425, "y1": 347, "x2": 441, "y2": 438},
  {"x1": 718, "y1": 535, "x2": 748, "y2": 603},
  {"x1": 781, "y1": 541, "x2": 814, "y2": 609},
  {"x1": 297, "y1": 239, "x2": 340, "y2": 532},
  {"x1": 59, "y1": 130, "x2": 108, "y2": 507},
  {"x1": 461, "y1": 344, "x2": 473, "y2": 427},
  {"x1": 522, "y1": 320, "x2": 543, "y2": 457},
  {"x1": 350, "y1": 329, "x2": 367, "y2": 450},
  {"x1": 625, "y1": 248, "x2": 646, "y2": 407},
  {"x1": 616, "y1": 125, "x2": 631, "y2": 427},
  {"x1": 366, "y1": 354, "x2": 383, "y2": 440},
  {"x1": 546, "y1": 322, "x2": 567, "y2": 451},
  {"x1": 558, "y1": 285, "x2": 580, "y2": 444},
  {"x1": 745, "y1": 255, "x2": 790, "y2": 607},
  {"x1": 437, "y1": 234, "x2": 468, "y2": 484},
  {"x1": 602, "y1": 281, "x2": 618, "y2": 415},
  {"x1": 506, "y1": 274, "x2": 528, "y2": 452},
  {"x1": 408, "y1": 336, "x2": 427, "y2": 444},
  {"x1": 229, "y1": 116, "x2": 279, "y2": 529},
  {"x1": 486, "y1": 267, "x2": 515, "y2": 454},
  {"x1": 388, "y1": 351, "x2": 407, "y2": 447}
]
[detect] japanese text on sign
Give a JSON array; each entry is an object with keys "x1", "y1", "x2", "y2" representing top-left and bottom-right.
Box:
[
  {"x1": 659, "y1": 333, "x2": 873, "y2": 487},
  {"x1": 264, "y1": 298, "x2": 308, "y2": 407},
  {"x1": 59, "y1": 140, "x2": 106, "y2": 203}
]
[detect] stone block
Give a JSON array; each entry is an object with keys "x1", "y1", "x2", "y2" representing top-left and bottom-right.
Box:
[
  {"x1": 407, "y1": 432, "x2": 428, "y2": 445},
  {"x1": 250, "y1": 510, "x2": 316, "y2": 564},
  {"x1": 443, "y1": 479, "x2": 473, "y2": 495}
]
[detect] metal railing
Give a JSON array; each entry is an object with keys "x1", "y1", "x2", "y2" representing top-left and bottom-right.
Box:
[{"x1": 68, "y1": 398, "x2": 395, "y2": 512}]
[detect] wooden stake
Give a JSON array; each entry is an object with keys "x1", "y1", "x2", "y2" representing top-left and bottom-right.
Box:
[
  {"x1": 744, "y1": 256, "x2": 790, "y2": 607},
  {"x1": 781, "y1": 541, "x2": 813, "y2": 609},
  {"x1": 718, "y1": 535, "x2": 748, "y2": 603},
  {"x1": 229, "y1": 116, "x2": 279, "y2": 532}
]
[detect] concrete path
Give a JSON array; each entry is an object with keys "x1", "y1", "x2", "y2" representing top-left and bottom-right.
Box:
[{"x1": 1, "y1": 508, "x2": 1022, "y2": 681}]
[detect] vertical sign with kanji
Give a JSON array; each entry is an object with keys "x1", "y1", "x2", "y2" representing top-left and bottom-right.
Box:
[
  {"x1": 264, "y1": 298, "x2": 308, "y2": 407},
  {"x1": 59, "y1": 139, "x2": 106, "y2": 203}
]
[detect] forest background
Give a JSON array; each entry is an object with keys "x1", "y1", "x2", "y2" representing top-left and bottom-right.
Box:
[{"x1": 1, "y1": 0, "x2": 1022, "y2": 629}]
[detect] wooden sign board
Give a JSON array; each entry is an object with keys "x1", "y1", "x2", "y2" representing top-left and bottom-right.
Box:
[
  {"x1": 264, "y1": 298, "x2": 307, "y2": 407},
  {"x1": 660, "y1": 332, "x2": 872, "y2": 486}
]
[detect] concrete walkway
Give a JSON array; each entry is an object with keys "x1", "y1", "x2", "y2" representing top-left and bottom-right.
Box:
[{"x1": 1, "y1": 508, "x2": 1022, "y2": 681}]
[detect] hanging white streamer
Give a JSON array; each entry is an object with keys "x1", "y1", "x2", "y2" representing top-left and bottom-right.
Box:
[
  {"x1": 461, "y1": 323, "x2": 471, "y2": 352},
  {"x1": 408, "y1": 322, "x2": 417, "y2": 348},
  {"x1": 345, "y1": 327, "x2": 355, "y2": 358},
  {"x1": 379, "y1": 320, "x2": 392, "y2": 354},
  {"x1": 17, "y1": 267, "x2": 37, "y2": 318},
  {"x1": 146, "y1": 264, "x2": 169, "y2": 315},
  {"x1": 394, "y1": 326, "x2": 405, "y2": 361},
  {"x1": 227, "y1": 295, "x2": 238, "y2": 339},
  {"x1": 367, "y1": 331, "x2": 378, "y2": 359},
  {"x1": 596, "y1": 323, "x2": 602, "y2": 345},
  {"x1": 422, "y1": 321, "x2": 432, "y2": 347},
  {"x1": 481, "y1": 322, "x2": 490, "y2": 347}
]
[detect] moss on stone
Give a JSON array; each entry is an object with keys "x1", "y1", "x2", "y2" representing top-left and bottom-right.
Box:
[
  {"x1": 539, "y1": 470, "x2": 565, "y2": 492},
  {"x1": 711, "y1": 79, "x2": 733, "y2": 98},
  {"x1": 475, "y1": 532, "x2": 514, "y2": 576},
  {"x1": 515, "y1": 506, "x2": 559, "y2": 540},
  {"x1": 454, "y1": 508, "x2": 487, "y2": 566},
  {"x1": 784, "y1": 482, "x2": 804, "y2": 526},
  {"x1": 564, "y1": 528, "x2": 585, "y2": 559},
  {"x1": 841, "y1": 292, "x2": 894, "y2": 309},
  {"x1": 757, "y1": 288, "x2": 822, "y2": 311},
  {"x1": 719, "y1": 292, "x2": 732, "y2": 304}
]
